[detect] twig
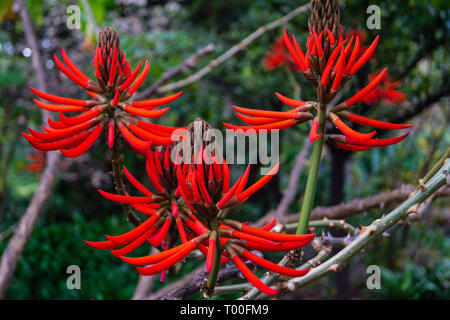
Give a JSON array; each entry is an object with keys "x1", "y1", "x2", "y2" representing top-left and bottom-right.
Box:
[
  {"x1": 254, "y1": 184, "x2": 449, "y2": 228},
  {"x1": 134, "y1": 44, "x2": 215, "y2": 100},
  {"x1": 156, "y1": 4, "x2": 310, "y2": 94},
  {"x1": 282, "y1": 219, "x2": 359, "y2": 236},
  {"x1": 0, "y1": 0, "x2": 62, "y2": 299},
  {"x1": 253, "y1": 159, "x2": 450, "y2": 300}
]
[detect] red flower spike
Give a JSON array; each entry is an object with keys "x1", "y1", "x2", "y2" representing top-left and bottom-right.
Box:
[
  {"x1": 59, "y1": 123, "x2": 104, "y2": 158},
  {"x1": 121, "y1": 241, "x2": 192, "y2": 266},
  {"x1": 23, "y1": 131, "x2": 91, "y2": 151},
  {"x1": 127, "y1": 124, "x2": 172, "y2": 146},
  {"x1": 53, "y1": 54, "x2": 89, "y2": 88},
  {"x1": 94, "y1": 48, "x2": 102, "y2": 78},
  {"x1": 243, "y1": 238, "x2": 313, "y2": 252},
  {"x1": 175, "y1": 216, "x2": 188, "y2": 243},
  {"x1": 123, "y1": 165, "x2": 154, "y2": 197},
  {"x1": 59, "y1": 107, "x2": 104, "y2": 126},
  {"x1": 329, "y1": 113, "x2": 376, "y2": 141},
  {"x1": 346, "y1": 113, "x2": 413, "y2": 130},
  {"x1": 275, "y1": 92, "x2": 307, "y2": 107},
  {"x1": 309, "y1": 117, "x2": 323, "y2": 142},
  {"x1": 223, "y1": 119, "x2": 300, "y2": 133},
  {"x1": 343, "y1": 35, "x2": 354, "y2": 58},
  {"x1": 118, "y1": 60, "x2": 141, "y2": 91},
  {"x1": 335, "y1": 142, "x2": 371, "y2": 152},
  {"x1": 29, "y1": 118, "x2": 100, "y2": 142},
  {"x1": 320, "y1": 50, "x2": 338, "y2": 87},
  {"x1": 225, "y1": 219, "x2": 314, "y2": 243},
  {"x1": 111, "y1": 89, "x2": 120, "y2": 107},
  {"x1": 29, "y1": 87, "x2": 93, "y2": 106},
  {"x1": 136, "y1": 240, "x2": 200, "y2": 276},
  {"x1": 222, "y1": 229, "x2": 279, "y2": 247},
  {"x1": 123, "y1": 105, "x2": 170, "y2": 118},
  {"x1": 108, "y1": 41, "x2": 118, "y2": 86},
  {"x1": 291, "y1": 35, "x2": 310, "y2": 70},
  {"x1": 326, "y1": 28, "x2": 335, "y2": 45},
  {"x1": 235, "y1": 164, "x2": 251, "y2": 195},
  {"x1": 331, "y1": 48, "x2": 346, "y2": 91},
  {"x1": 232, "y1": 106, "x2": 297, "y2": 120},
  {"x1": 242, "y1": 250, "x2": 309, "y2": 277},
  {"x1": 148, "y1": 217, "x2": 172, "y2": 247},
  {"x1": 282, "y1": 29, "x2": 307, "y2": 72},
  {"x1": 259, "y1": 218, "x2": 277, "y2": 231},
  {"x1": 349, "y1": 35, "x2": 379, "y2": 76},
  {"x1": 235, "y1": 162, "x2": 280, "y2": 202},
  {"x1": 108, "y1": 120, "x2": 115, "y2": 148},
  {"x1": 217, "y1": 174, "x2": 243, "y2": 209},
  {"x1": 97, "y1": 189, "x2": 155, "y2": 204},
  {"x1": 346, "y1": 132, "x2": 410, "y2": 147},
  {"x1": 145, "y1": 152, "x2": 165, "y2": 194},
  {"x1": 346, "y1": 68, "x2": 388, "y2": 106},
  {"x1": 235, "y1": 113, "x2": 292, "y2": 126},
  {"x1": 195, "y1": 171, "x2": 212, "y2": 205},
  {"x1": 222, "y1": 159, "x2": 230, "y2": 193},
  {"x1": 111, "y1": 223, "x2": 160, "y2": 257},
  {"x1": 84, "y1": 239, "x2": 122, "y2": 250},
  {"x1": 176, "y1": 165, "x2": 194, "y2": 201},
  {"x1": 206, "y1": 231, "x2": 217, "y2": 273},
  {"x1": 118, "y1": 122, "x2": 152, "y2": 150},
  {"x1": 106, "y1": 212, "x2": 161, "y2": 245},
  {"x1": 190, "y1": 173, "x2": 203, "y2": 203},
  {"x1": 130, "y1": 91, "x2": 183, "y2": 109},
  {"x1": 313, "y1": 31, "x2": 324, "y2": 58},
  {"x1": 229, "y1": 250, "x2": 279, "y2": 296},
  {"x1": 33, "y1": 99, "x2": 87, "y2": 113},
  {"x1": 61, "y1": 48, "x2": 90, "y2": 82},
  {"x1": 128, "y1": 60, "x2": 150, "y2": 95},
  {"x1": 344, "y1": 36, "x2": 360, "y2": 75}
]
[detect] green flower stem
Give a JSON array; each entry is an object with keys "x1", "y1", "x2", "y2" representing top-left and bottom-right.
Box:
[
  {"x1": 296, "y1": 107, "x2": 326, "y2": 235},
  {"x1": 206, "y1": 231, "x2": 221, "y2": 291}
]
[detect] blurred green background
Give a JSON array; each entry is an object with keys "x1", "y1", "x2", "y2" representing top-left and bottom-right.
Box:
[{"x1": 0, "y1": 0, "x2": 448, "y2": 299}]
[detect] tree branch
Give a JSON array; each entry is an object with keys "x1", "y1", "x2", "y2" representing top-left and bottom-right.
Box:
[
  {"x1": 256, "y1": 159, "x2": 449, "y2": 299},
  {"x1": 134, "y1": 44, "x2": 215, "y2": 100},
  {"x1": 0, "y1": 0, "x2": 62, "y2": 298},
  {"x1": 155, "y1": 3, "x2": 310, "y2": 94}
]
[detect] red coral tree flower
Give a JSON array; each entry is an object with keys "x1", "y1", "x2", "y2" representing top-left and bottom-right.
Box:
[
  {"x1": 22, "y1": 27, "x2": 182, "y2": 158},
  {"x1": 359, "y1": 71, "x2": 407, "y2": 105},
  {"x1": 85, "y1": 144, "x2": 314, "y2": 296},
  {"x1": 225, "y1": 26, "x2": 413, "y2": 152},
  {"x1": 263, "y1": 36, "x2": 300, "y2": 71}
]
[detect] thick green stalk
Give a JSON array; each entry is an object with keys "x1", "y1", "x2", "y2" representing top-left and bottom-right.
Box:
[
  {"x1": 296, "y1": 107, "x2": 326, "y2": 235},
  {"x1": 206, "y1": 231, "x2": 221, "y2": 291}
]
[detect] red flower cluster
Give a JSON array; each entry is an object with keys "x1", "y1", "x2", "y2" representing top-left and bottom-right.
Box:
[
  {"x1": 86, "y1": 147, "x2": 314, "y2": 295},
  {"x1": 25, "y1": 151, "x2": 69, "y2": 172},
  {"x1": 263, "y1": 36, "x2": 300, "y2": 71},
  {"x1": 225, "y1": 27, "x2": 413, "y2": 152},
  {"x1": 359, "y1": 71, "x2": 406, "y2": 105},
  {"x1": 22, "y1": 28, "x2": 182, "y2": 158}
]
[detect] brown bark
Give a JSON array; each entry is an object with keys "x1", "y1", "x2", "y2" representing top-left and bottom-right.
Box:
[{"x1": 0, "y1": 0, "x2": 62, "y2": 298}]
